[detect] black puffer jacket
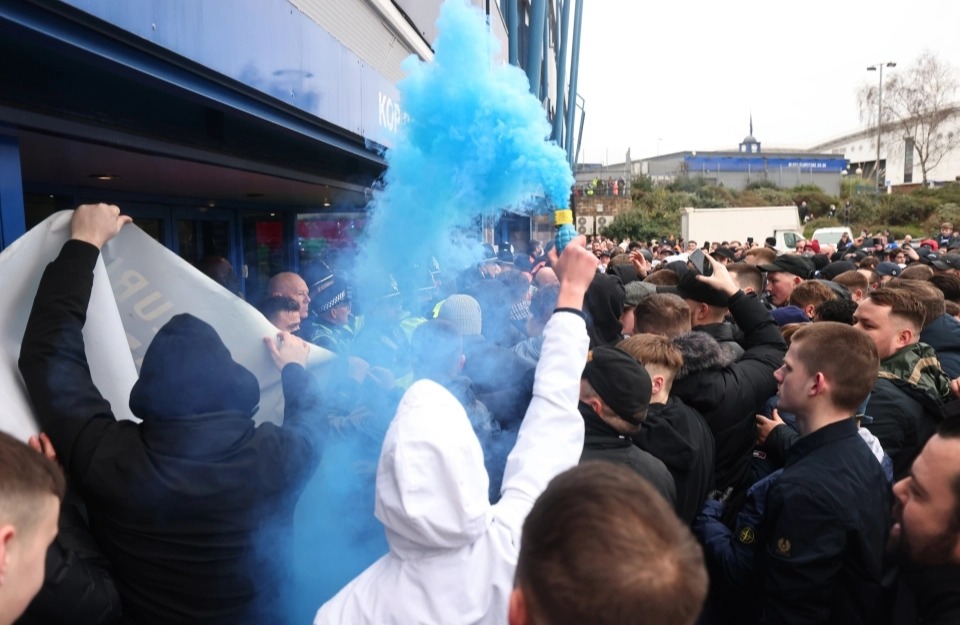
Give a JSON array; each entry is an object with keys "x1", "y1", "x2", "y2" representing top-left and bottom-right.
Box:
[
  {"x1": 671, "y1": 291, "x2": 786, "y2": 499},
  {"x1": 694, "y1": 321, "x2": 745, "y2": 361},
  {"x1": 19, "y1": 240, "x2": 327, "y2": 625}
]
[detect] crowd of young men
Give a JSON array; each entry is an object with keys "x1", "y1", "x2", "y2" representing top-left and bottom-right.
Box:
[{"x1": 3, "y1": 204, "x2": 959, "y2": 625}]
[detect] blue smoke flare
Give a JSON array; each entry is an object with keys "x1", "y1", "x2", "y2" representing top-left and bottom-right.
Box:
[
  {"x1": 355, "y1": 0, "x2": 573, "y2": 291},
  {"x1": 283, "y1": 1, "x2": 572, "y2": 621}
]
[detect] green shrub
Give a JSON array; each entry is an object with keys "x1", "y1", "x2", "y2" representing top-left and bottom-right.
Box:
[
  {"x1": 877, "y1": 194, "x2": 940, "y2": 226},
  {"x1": 745, "y1": 179, "x2": 778, "y2": 191},
  {"x1": 791, "y1": 184, "x2": 825, "y2": 194},
  {"x1": 754, "y1": 187, "x2": 796, "y2": 207},
  {"x1": 793, "y1": 190, "x2": 839, "y2": 218},
  {"x1": 602, "y1": 206, "x2": 681, "y2": 242},
  {"x1": 630, "y1": 174, "x2": 655, "y2": 195},
  {"x1": 665, "y1": 175, "x2": 708, "y2": 193}
]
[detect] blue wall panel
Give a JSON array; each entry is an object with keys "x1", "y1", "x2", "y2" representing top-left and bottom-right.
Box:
[
  {"x1": 58, "y1": 0, "x2": 402, "y2": 148},
  {"x1": 0, "y1": 135, "x2": 25, "y2": 248},
  {"x1": 685, "y1": 155, "x2": 847, "y2": 173}
]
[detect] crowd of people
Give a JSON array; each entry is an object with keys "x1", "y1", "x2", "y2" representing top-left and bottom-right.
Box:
[{"x1": 3, "y1": 202, "x2": 960, "y2": 625}]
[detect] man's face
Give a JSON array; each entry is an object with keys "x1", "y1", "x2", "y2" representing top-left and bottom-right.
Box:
[
  {"x1": 773, "y1": 348, "x2": 815, "y2": 419},
  {"x1": 765, "y1": 272, "x2": 798, "y2": 307},
  {"x1": 853, "y1": 298, "x2": 910, "y2": 360},
  {"x1": 271, "y1": 310, "x2": 301, "y2": 333},
  {"x1": 942, "y1": 226, "x2": 953, "y2": 237},
  {"x1": 686, "y1": 241, "x2": 698, "y2": 252},
  {"x1": 0, "y1": 495, "x2": 59, "y2": 625},
  {"x1": 891, "y1": 434, "x2": 960, "y2": 566},
  {"x1": 327, "y1": 302, "x2": 351, "y2": 326},
  {"x1": 277, "y1": 277, "x2": 310, "y2": 320}
]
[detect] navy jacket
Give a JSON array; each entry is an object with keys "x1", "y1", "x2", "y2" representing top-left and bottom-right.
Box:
[
  {"x1": 695, "y1": 468, "x2": 782, "y2": 591},
  {"x1": 920, "y1": 314, "x2": 960, "y2": 378},
  {"x1": 758, "y1": 419, "x2": 892, "y2": 625}
]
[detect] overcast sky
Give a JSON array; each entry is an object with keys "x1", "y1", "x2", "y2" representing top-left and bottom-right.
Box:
[{"x1": 574, "y1": 0, "x2": 960, "y2": 165}]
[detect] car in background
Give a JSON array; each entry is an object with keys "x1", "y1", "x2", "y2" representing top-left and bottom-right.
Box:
[{"x1": 811, "y1": 226, "x2": 853, "y2": 248}]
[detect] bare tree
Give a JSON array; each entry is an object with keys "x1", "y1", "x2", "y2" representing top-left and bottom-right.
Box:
[{"x1": 858, "y1": 51, "x2": 960, "y2": 184}]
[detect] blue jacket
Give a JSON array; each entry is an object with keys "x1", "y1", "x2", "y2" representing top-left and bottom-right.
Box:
[
  {"x1": 920, "y1": 313, "x2": 960, "y2": 378},
  {"x1": 694, "y1": 468, "x2": 782, "y2": 591},
  {"x1": 758, "y1": 419, "x2": 892, "y2": 625}
]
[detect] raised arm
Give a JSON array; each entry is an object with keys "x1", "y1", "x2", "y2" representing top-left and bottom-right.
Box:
[
  {"x1": 18, "y1": 204, "x2": 131, "y2": 474},
  {"x1": 495, "y1": 236, "x2": 594, "y2": 531}
]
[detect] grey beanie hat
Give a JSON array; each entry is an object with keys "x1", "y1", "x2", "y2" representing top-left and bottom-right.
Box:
[{"x1": 437, "y1": 294, "x2": 482, "y2": 336}]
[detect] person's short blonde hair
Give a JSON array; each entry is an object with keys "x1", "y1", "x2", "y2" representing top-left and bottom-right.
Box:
[
  {"x1": 789, "y1": 280, "x2": 838, "y2": 309},
  {"x1": 832, "y1": 270, "x2": 868, "y2": 293},
  {"x1": 743, "y1": 247, "x2": 776, "y2": 265},
  {"x1": 619, "y1": 334, "x2": 684, "y2": 389}
]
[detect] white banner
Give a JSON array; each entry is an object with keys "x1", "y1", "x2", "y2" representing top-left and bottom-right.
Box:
[{"x1": 0, "y1": 211, "x2": 333, "y2": 441}]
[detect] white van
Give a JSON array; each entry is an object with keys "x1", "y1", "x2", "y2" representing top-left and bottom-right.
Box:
[
  {"x1": 811, "y1": 226, "x2": 853, "y2": 248},
  {"x1": 775, "y1": 230, "x2": 805, "y2": 254}
]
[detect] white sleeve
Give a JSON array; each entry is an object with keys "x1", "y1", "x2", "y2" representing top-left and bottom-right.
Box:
[{"x1": 493, "y1": 310, "x2": 588, "y2": 536}]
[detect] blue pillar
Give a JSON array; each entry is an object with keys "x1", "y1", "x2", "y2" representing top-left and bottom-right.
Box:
[
  {"x1": 0, "y1": 134, "x2": 25, "y2": 249},
  {"x1": 508, "y1": 0, "x2": 519, "y2": 66},
  {"x1": 552, "y1": 0, "x2": 572, "y2": 143},
  {"x1": 565, "y1": 0, "x2": 583, "y2": 166},
  {"x1": 526, "y1": 0, "x2": 547, "y2": 97}
]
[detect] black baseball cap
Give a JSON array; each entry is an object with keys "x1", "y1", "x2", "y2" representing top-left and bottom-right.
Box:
[
  {"x1": 675, "y1": 272, "x2": 730, "y2": 307},
  {"x1": 932, "y1": 254, "x2": 960, "y2": 271},
  {"x1": 758, "y1": 255, "x2": 814, "y2": 279}
]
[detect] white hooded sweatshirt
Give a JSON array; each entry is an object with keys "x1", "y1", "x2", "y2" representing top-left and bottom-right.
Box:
[{"x1": 315, "y1": 311, "x2": 588, "y2": 625}]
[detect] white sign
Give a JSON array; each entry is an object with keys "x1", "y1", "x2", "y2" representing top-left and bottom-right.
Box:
[{"x1": 0, "y1": 212, "x2": 333, "y2": 441}]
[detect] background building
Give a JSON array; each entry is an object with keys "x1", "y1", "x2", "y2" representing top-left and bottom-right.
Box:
[
  {"x1": 0, "y1": 0, "x2": 584, "y2": 298},
  {"x1": 810, "y1": 106, "x2": 960, "y2": 188},
  {"x1": 576, "y1": 122, "x2": 846, "y2": 197}
]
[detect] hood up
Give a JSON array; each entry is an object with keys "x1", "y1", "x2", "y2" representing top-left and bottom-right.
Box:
[
  {"x1": 584, "y1": 273, "x2": 625, "y2": 348},
  {"x1": 129, "y1": 313, "x2": 260, "y2": 420},
  {"x1": 375, "y1": 379, "x2": 492, "y2": 559}
]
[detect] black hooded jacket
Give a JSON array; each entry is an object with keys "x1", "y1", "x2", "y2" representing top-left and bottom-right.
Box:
[
  {"x1": 584, "y1": 273, "x2": 625, "y2": 348},
  {"x1": 633, "y1": 396, "x2": 716, "y2": 524},
  {"x1": 579, "y1": 403, "x2": 676, "y2": 504},
  {"x1": 19, "y1": 240, "x2": 326, "y2": 625},
  {"x1": 670, "y1": 291, "x2": 786, "y2": 498}
]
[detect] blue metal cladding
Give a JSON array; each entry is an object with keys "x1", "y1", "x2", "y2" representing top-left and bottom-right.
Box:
[
  {"x1": 0, "y1": 134, "x2": 26, "y2": 247},
  {"x1": 525, "y1": 0, "x2": 546, "y2": 97},
  {"x1": 685, "y1": 155, "x2": 848, "y2": 173},
  {"x1": 53, "y1": 0, "x2": 403, "y2": 148}
]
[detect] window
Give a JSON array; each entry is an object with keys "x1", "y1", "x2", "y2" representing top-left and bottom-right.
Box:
[{"x1": 904, "y1": 138, "x2": 915, "y2": 184}]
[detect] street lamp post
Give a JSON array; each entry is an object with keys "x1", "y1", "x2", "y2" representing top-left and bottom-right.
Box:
[{"x1": 867, "y1": 61, "x2": 896, "y2": 191}]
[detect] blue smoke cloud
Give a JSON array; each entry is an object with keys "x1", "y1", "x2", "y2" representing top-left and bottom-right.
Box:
[
  {"x1": 356, "y1": 0, "x2": 573, "y2": 291},
  {"x1": 281, "y1": 1, "x2": 572, "y2": 620}
]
